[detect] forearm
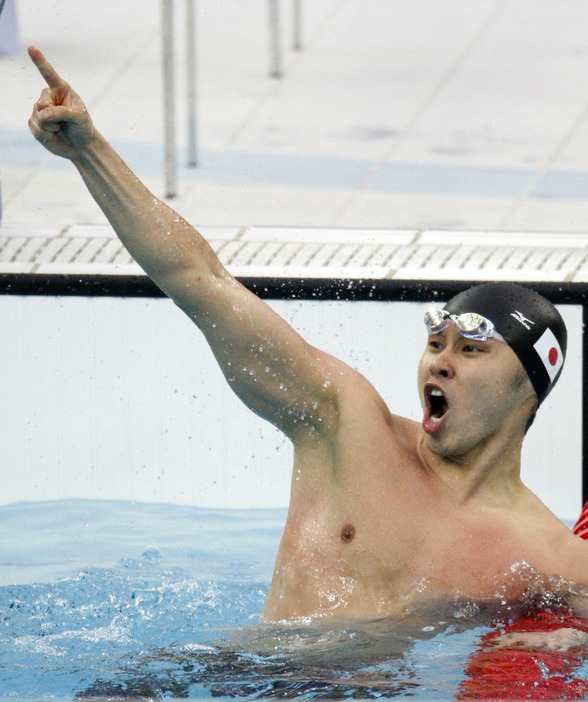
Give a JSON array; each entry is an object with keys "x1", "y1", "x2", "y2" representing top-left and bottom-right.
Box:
[
  {"x1": 72, "y1": 133, "x2": 224, "y2": 296},
  {"x1": 28, "y1": 46, "x2": 340, "y2": 438},
  {"x1": 28, "y1": 45, "x2": 225, "y2": 305}
]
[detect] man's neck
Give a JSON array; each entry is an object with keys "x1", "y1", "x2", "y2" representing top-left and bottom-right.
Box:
[{"x1": 417, "y1": 433, "x2": 525, "y2": 508}]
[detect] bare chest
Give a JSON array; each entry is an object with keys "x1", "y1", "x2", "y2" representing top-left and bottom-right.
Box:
[{"x1": 265, "y1": 492, "x2": 542, "y2": 620}]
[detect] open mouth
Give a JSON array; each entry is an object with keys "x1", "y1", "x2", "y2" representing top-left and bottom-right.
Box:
[
  {"x1": 429, "y1": 387, "x2": 448, "y2": 420},
  {"x1": 423, "y1": 385, "x2": 449, "y2": 435}
]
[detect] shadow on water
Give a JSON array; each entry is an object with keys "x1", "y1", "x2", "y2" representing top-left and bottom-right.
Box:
[
  {"x1": 78, "y1": 645, "x2": 423, "y2": 699},
  {"x1": 74, "y1": 598, "x2": 580, "y2": 700},
  {"x1": 75, "y1": 623, "x2": 455, "y2": 699}
]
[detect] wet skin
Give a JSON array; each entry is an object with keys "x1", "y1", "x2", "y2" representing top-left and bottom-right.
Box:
[
  {"x1": 263, "y1": 325, "x2": 588, "y2": 621},
  {"x1": 27, "y1": 47, "x2": 588, "y2": 624}
]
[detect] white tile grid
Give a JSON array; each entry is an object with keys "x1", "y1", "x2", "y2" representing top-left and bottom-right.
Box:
[{"x1": 2, "y1": 226, "x2": 588, "y2": 282}]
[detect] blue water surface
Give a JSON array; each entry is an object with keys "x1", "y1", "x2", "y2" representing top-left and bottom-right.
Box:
[
  {"x1": 0, "y1": 500, "x2": 281, "y2": 700},
  {"x1": 0, "y1": 500, "x2": 586, "y2": 701}
]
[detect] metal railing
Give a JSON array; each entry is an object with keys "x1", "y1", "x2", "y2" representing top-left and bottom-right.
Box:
[{"x1": 161, "y1": 0, "x2": 303, "y2": 198}]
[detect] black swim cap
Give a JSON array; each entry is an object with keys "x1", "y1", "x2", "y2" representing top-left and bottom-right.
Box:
[{"x1": 443, "y1": 282, "x2": 567, "y2": 404}]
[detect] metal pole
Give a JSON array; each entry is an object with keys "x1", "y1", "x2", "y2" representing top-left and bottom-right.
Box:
[
  {"x1": 292, "y1": 0, "x2": 302, "y2": 51},
  {"x1": 268, "y1": 0, "x2": 282, "y2": 78},
  {"x1": 186, "y1": 0, "x2": 198, "y2": 167},
  {"x1": 161, "y1": 0, "x2": 177, "y2": 198}
]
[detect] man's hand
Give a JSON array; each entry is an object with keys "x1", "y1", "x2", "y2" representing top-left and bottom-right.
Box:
[
  {"x1": 28, "y1": 46, "x2": 95, "y2": 160},
  {"x1": 494, "y1": 627, "x2": 588, "y2": 653}
]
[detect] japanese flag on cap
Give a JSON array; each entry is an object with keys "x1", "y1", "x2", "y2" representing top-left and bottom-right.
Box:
[
  {"x1": 533, "y1": 327, "x2": 564, "y2": 383},
  {"x1": 443, "y1": 282, "x2": 567, "y2": 404}
]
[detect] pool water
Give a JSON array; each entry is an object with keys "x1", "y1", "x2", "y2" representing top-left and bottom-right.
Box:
[{"x1": 0, "y1": 500, "x2": 587, "y2": 700}]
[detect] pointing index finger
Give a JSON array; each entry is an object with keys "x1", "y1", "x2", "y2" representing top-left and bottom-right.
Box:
[{"x1": 28, "y1": 45, "x2": 66, "y2": 90}]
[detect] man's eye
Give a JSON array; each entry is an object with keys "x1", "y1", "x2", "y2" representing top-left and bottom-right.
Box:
[{"x1": 463, "y1": 344, "x2": 483, "y2": 353}]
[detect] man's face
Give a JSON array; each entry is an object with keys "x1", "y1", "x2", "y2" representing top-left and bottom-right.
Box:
[{"x1": 417, "y1": 321, "x2": 535, "y2": 459}]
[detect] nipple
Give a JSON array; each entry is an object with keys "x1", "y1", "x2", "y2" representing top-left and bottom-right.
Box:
[{"x1": 340, "y1": 523, "x2": 355, "y2": 543}]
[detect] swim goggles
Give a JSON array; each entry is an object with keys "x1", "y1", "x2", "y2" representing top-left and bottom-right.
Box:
[{"x1": 424, "y1": 308, "x2": 504, "y2": 342}]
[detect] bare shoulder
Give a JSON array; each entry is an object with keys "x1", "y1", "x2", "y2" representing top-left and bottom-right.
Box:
[
  {"x1": 318, "y1": 350, "x2": 420, "y2": 446},
  {"x1": 558, "y1": 533, "x2": 588, "y2": 591},
  {"x1": 561, "y1": 529, "x2": 588, "y2": 583},
  {"x1": 518, "y1": 490, "x2": 578, "y2": 544},
  {"x1": 517, "y1": 489, "x2": 588, "y2": 586},
  {"x1": 323, "y1": 352, "x2": 397, "y2": 422},
  {"x1": 290, "y1": 350, "x2": 423, "y2": 500}
]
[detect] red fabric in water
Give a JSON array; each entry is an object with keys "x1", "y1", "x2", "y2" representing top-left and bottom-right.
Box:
[
  {"x1": 458, "y1": 611, "x2": 588, "y2": 700},
  {"x1": 458, "y1": 507, "x2": 588, "y2": 699}
]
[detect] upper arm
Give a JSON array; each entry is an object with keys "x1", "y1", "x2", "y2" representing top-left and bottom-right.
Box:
[
  {"x1": 553, "y1": 531, "x2": 588, "y2": 597},
  {"x1": 567, "y1": 538, "x2": 588, "y2": 617},
  {"x1": 166, "y1": 262, "x2": 343, "y2": 440},
  {"x1": 569, "y1": 536, "x2": 588, "y2": 587}
]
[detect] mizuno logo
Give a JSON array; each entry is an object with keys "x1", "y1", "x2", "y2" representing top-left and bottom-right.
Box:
[{"x1": 511, "y1": 310, "x2": 534, "y2": 330}]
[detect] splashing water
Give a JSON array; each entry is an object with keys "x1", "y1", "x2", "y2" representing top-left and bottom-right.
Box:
[{"x1": 0, "y1": 501, "x2": 587, "y2": 700}]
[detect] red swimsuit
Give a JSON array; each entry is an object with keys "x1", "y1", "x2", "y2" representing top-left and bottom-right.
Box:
[{"x1": 573, "y1": 500, "x2": 588, "y2": 540}]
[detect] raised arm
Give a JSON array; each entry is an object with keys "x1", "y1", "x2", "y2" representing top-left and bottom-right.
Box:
[{"x1": 27, "y1": 46, "x2": 342, "y2": 441}]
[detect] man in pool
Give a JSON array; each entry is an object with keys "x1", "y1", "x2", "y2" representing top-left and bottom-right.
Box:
[{"x1": 27, "y1": 47, "x2": 588, "y2": 623}]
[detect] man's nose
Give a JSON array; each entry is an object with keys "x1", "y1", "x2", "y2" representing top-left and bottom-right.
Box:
[{"x1": 429, "y1": 349, "x2": 455, "y2": 378}]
